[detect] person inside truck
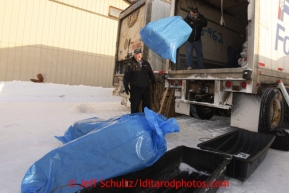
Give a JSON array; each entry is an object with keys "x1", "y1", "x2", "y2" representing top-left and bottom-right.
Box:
[
  {"x1": 123, "y1": 48, "x2": 156, "y2": 113},
  {"x1": 225, "y1": 33, "x2": 246, "y2": 68},
  {"x1": 184, "y1": 6, "x2": 208, "y2": 70},
  {"x1": 225, "y1": 46, "x2": 241, "y2": 68}
]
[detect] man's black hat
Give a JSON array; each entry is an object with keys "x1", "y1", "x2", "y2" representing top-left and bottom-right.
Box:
[
  {"x1": 134, "y1": 48, "x2": 142, "y2": 54},
  {"x1": 190, "y1": 6, "x2": 198, "y2": 12}
]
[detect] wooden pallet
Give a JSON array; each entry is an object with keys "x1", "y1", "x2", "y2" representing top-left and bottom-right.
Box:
[
  {"x1": 139, "y1": 80, "x2": 165, "y2": 112},
  {"x1": 137, "y1": 79, "x2": 175, "y2": 118},
  {"x1": 158, "y1": 88, "x2": 175, "y2": 118},
  {"x1": 150, "y1": 81, "x2": 165, "y2": 112}
]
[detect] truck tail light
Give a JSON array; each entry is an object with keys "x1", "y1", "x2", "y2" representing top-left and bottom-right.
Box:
[
  {"x1": 169, "y1": 80, "x2": 182, "y2": 86},
  {"x1": 225, "y1": 81, "x2": 232, "y2": 88},
  {"x1": 241, "y1": 81, "x2": 247, "y2": 89}
]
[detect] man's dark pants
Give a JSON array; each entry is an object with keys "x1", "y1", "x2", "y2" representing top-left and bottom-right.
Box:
[{"x1": 130, "y1": 86, "x2": 150, "y2": 113}]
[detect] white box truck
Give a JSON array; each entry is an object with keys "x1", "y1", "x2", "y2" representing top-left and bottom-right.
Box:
[{"x1": 113, "y1": 0, "x2": 289, "y2": 132}]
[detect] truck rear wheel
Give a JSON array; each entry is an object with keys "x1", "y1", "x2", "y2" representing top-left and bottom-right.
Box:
[
  {"x1": 258, "y1": 88, "x2": 284, "y2": 133},
  {"x1": 282, "y1": 89, "x2": 289, "y2": 128},
  {"x1": 190, "y1": 105, "x2": 215, "y2": 120},
  {"x1": 216, "y1": 109, "x2": 231, "y2": 117}
]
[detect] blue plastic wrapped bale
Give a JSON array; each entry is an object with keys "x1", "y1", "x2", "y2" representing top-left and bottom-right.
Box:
[
  {"x1": 21, "y1": 108, "x2": 180, "y2": 193},
  {"x1": 55, "y1": 116, "x2": 121, "y2": 144},
  {"x1": 140, "y1": 16, "x2": 192, "y2": 63}
]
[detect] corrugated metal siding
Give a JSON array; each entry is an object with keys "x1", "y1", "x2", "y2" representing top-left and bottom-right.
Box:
[{"x1": 0, "y1": 0, "x2": 129, "y2": 87}]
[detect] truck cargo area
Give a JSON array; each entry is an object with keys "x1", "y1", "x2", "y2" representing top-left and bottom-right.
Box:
[{"x1": 172, "y1": 0, "x2": 248, "y2": 70}]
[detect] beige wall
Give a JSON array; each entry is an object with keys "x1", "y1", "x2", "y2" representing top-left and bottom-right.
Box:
[{"x1": 0, "y1": 0, "x2": 129, "y2": 87}]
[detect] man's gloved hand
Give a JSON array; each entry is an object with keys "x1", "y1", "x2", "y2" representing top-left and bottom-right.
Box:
[{"x1": 124, "y1": 85, "x2": 130, "y2": 95}]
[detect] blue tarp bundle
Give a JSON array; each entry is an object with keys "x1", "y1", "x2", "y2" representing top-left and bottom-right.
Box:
[
  {"x1": 21, "y1": 108, "x2": 180, "y2": 193},
  {"x1": 55, "y1": 116, "x2": 118, "y2": 144},
  {"x1": 140, "y1": 16, "x2": 192, "y2": 63}
]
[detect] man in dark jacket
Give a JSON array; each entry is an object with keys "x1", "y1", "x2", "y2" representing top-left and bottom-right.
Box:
[
  {"x1": 123, "y1": 48, "x2": 155, "y2": 113},
  {"x1": 184, "y1": 6, "x2": 207, "y2": 69}
]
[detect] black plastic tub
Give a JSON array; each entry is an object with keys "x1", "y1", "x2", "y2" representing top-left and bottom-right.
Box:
[
  {"x1": 197, "y1": 129, "x2": 275, "y2": 181},
  {"x1": 79, "y1": 146, "x2": 231, "y2": 193}
]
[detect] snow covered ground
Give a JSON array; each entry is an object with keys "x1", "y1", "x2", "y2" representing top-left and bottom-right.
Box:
[{"x1": 0, "y1": 81, "x2": 289, "y2": 193}]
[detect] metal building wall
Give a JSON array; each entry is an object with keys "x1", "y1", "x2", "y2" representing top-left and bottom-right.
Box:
[{"x1": 0, "y1": 0, "x2": 129, "y2": 87}]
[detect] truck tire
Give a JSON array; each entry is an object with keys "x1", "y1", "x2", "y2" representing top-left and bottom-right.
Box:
[
  {"x1": 216, "y1": 109, "x2": 231, "y2": 117},
  {"x1": 190, "y1": 105, "x2": 198, "y2": 118},
  {"x1": 190, "y1": 105, "x2": 215, "y2": 120},
  {"x1": 258, "y1": 88, "x2": 284, "y2": 133},
  {"x1": 195, "y1": 105, "x2": 215, "y2": 120},
  {"x1": 282, "y1": 89, "x2": 289, "y2": 128}
]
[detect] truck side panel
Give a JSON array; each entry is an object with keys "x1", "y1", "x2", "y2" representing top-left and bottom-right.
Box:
[
  {"x1": 259, "y1": 0, "x2": 289, "y2": 72},
  {"x1": 116, "y1": 0, "x2": 170, "y2": 72},
  {"x1": 117, "y1": 4, "x2": 146, "y2": 63}
]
